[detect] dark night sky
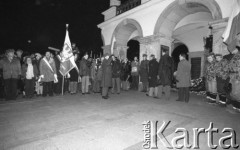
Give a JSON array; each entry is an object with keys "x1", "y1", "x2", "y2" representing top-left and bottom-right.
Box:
[{"x1": 0, "y1": 0, "x2": 110, "y2": 55}]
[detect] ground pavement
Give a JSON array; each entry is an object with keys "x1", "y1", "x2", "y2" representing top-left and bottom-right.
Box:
[{"x1": 0, "y1": 90, "x2": 239, "y2": 150}]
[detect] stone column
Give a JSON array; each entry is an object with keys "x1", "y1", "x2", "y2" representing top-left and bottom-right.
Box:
[
  {"x1": 102, "y1": 45, "x2": 111, "y2": 55},
  {"x1": 209, "y1": 18, "x2": 228, "y2": 55},
  {"x1": 115, "y1": 44, "x2": 129, "y2": 60}
]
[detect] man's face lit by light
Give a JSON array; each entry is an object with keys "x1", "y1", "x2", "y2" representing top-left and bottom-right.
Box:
[
  {"x1": 216, "y1": 56, "x2": 222, "y2": 62},
  {"x1": 207, "y1": 56, "x2": 213, "y2": 63},
  {"x1": 84, "y1": 54, "x2": 89, "y2": 60},
  {"x1": 46, "y1": 52, "x2": 51, "y2": 59}
]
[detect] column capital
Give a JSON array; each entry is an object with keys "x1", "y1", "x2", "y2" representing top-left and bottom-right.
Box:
[
  {"x1": 139, "y1": 34, "x2": 174, "y2": 45},
  {"x1": 115, "y1": 43, "x2": 129, "y2": 50},
  {"x1": 101, "y1": 45, "x2": 111, "y2": 54},
  {"x1": 139, "y1": 35, "x2": 162, "y2": 45}
]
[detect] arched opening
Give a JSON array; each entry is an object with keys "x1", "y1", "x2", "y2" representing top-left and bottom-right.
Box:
[
  {"x1": 127, "y1": 39, "x2": 140, "y2": 61},
  {"x1": 112, "y1": 19, "x2": 143, "y2": 59},
  {"x1": 172, "y1": 44, "x2": 189, "y2": 71},
  {"x1": 154, "y1": 0, "x2": 222, "y2": 77},
  {"x1": 154, "y1": 0, "x2": 222, "y2": 37}
]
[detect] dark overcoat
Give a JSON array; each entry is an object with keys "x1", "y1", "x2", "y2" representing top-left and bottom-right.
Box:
[
  {"x1": 176, "y1": 59, "x2": 191, "y2": 88},
  {"x1": 79, "y1": 58, "x2": 91, "y2": 77},
  {"x1": 120, "y1": 61, "x2": 131, "y2": 81},
  {"x1": 148, "y1": 59, "x2": 159, "y2": 87},
  {"x1": 139, "y1": 60, "x2": 149, "y2": 82},
  {"x1": 158, "y1": 54, "x2": 174, "y2": 86},
  {"x1": 101, "y1": 57, "x2": 112, "y2": 88},
  {"x1": 112, "y1": 59, "x2": 122, "y2": 78},
  {"x1": 0, "y1": 57, "x2": 21, "y2": 79}
]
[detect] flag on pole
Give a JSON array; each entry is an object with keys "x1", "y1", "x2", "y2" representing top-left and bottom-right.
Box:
[
  {"x1": 59, "y1": 24, "x2": 79, "y2": 76},
  {"x1": 222, "y1": 0, "x2": 240, "y2": 52}
]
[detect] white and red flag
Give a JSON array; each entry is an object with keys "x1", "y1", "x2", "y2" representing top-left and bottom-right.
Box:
[
  {"x1": 222, "y1": 0, "x2": 240, "y2": 52},
  {"x1": 59, "y1": 24, "x2": 79, "y2": 76}
]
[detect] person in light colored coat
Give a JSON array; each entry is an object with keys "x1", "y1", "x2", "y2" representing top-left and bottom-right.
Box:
[
  {"x1": 39, "y1": 51, "x2": 57, "y2": 97},
  {"x1": 175, "y1": 53, "x2": 191, "y2": 103}
]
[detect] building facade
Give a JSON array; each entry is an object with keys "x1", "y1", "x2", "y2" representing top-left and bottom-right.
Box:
[{"x1": 98, "y1": 0, "x2": 233, "y2": 77}]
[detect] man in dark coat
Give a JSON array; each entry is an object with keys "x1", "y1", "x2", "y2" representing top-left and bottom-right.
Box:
[
  {"x1": 101, "y1": 53, "x2": 113, "y2": 99},
  {"x1": 16, "y1": 49, "x2": 24, "y2": 96},
  {"x1": 131, "y1": 56, "x2": 140, "y2": 90},
  {"x1": 79, "y1": 53, "x2": 91, "y2": 95},
  {"x1": 120, "y1": 58, "x2": 131, "y2": 91},
  {"x1": 0, "y1": 49, "x2": 21, "y2": 100},
  {"x1": 175, "y1": 53, "x2": 191, "y2": 103},
  {"x1": 146, "y1": 54, "x2": 159, "y2": 98},
  {"x1": 111, "y1": 56, "x2": 121, "y2": 94},
  {"x1": 53, "y1": 53, "x2": 63, "y2": 95},
  {"x1": 139, "y1": 54, "x2": 149, "y2": 92},
  {"x1": 158, "y1": 49, "x2": 174, "y2": 100}
]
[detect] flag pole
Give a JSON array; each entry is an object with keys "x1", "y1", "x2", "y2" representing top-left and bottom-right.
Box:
[{"x1": 62, "y1": 75, "x2": 65, "y2": 96}]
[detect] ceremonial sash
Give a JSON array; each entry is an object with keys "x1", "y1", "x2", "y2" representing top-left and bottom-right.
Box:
[
  {"x1": 42, "y1": 57, "x2": 58, "y2": 83},
  {"x1": 43, "y1": 58, "x2": 54, "y2": 73}
]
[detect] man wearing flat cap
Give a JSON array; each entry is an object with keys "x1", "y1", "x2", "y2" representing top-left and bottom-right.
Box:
[
  {"x1": 0, "y1": 49, "x2": 21, "y2": 100},
  {"x1": 139, "y1": 54, "x2": 149, "y2": 92}
]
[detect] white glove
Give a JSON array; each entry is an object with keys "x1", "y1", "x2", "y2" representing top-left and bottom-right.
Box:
[
  {"x1": 174, "y1": 71, "x2": 177, "y2": 76},
  {"x1": 67, "y1": 73, "x2": 71, "y2": 78},
  {"x1": 54, "y1": 74, "x2": 58, "y2": 83},
  {"x1": 38, "y1": 75, "x2": 44, "y2": 82},
  {"x1": 54, "y1": 74, "x2": 57, "y2": 79}
]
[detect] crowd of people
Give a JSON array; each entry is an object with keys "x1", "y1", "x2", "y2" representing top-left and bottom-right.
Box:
[
  {"x1": 204, "y1": 46, "x2": 240, "y2": 112},
  {"x1": 0, "y1": 43, "x2": 239, "y2": 113}
]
